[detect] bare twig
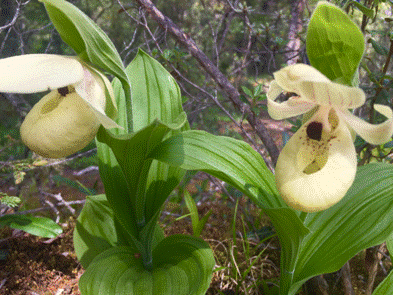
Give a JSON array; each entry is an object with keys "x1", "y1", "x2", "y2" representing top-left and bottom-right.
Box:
[
  {"x1": 0, "y1": 200, "x2": 85, "y2": 217},
  {"x1": 305, "y1": 275, "x2": 329, "y2": 295},
  {"x1": 73, "y1": 166, "x2": 99, "y2": 176},
  {"x1": 131, "y1": 0, "x2": 280, "y2": 166},
  {"x1": 342, "y1": 262, "x2": 355, "y2": 295},
  {"x1": 365, "y1": 244, "x2": 385, "y2": 295},
  {"x1": 43, "y1": 199, "x2": 60, "y2": 223},
  {"x1": 0, "y1": 1, "x2": 21, "y2": 32},
  {"x1": 40, "y1": 190, "x2": 76, "y2": 216},
  {"x1": 0, "y1": 278, "x2": 7, "y2": 291},
  {"x1": 0, "y1": 148, "x2": 97, "y2": 175},
  {"x1": 216, "y1": 9, "x2": 235, "y2": 60}
]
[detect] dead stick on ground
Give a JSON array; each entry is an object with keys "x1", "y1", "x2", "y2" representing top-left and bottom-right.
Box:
[
  {"x1": 342, "y1": 262, "x2": 355, "y2": 295},
  {"x1": 41, "y1": 190, "x2": 76, "y2": 216},
  {"x1": 132, "y1": 0, "x2": 280, "y2": 167},
  {"x1": 365, "y1": 244, "x2": 384, "y2": 295},
  {"x1": 2, "y1": 200, "x2": 85, "y2": 217}
]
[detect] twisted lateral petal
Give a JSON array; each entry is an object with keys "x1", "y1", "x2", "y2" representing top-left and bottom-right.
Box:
[
  {"x1": 74, "y1": 67, "x2": 120, "y2": 129},
  {"x1": 274, "y1": 64, "x2": 330, "y2": 93},
  {"x1": 89, "y1": 65, "x2": 118, "y2": 120},
  {"x1": 267, "y1": 81, "x2": 316, "y2": 120},
  {"x1": 340, "y1": 104, "x2": 393, "y2": 145},
  {"x1": 20, "y1": 91, "x2": 100, "y2": 158},
  {"x1": 275, "y1": 117, "x2": 357, "y2": 212},
  {"x1": 0, "y1": 54, "x2": 83, "y2": 93}
]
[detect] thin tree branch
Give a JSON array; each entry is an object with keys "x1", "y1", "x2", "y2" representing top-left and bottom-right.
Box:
[
  {"x1": 132, "y1": 0, "x2": 280, "y2": 166},
  {"x1": 0, "y1": 0, "x2": 22, "y2": 32},
  {"x1": 1, "y1": 200, "x2": 85, "y2": 217},
  {"x1": 342, "y1": 262, "x2": 355, "y2": 295}
]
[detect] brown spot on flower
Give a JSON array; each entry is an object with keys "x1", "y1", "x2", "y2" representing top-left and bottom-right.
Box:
[
  {"x1": 57, "y1": 86, "x2": 69, "y2": 97},
  {"x1": 306, "y1": 121, "x2": 323, "y2": 141}
]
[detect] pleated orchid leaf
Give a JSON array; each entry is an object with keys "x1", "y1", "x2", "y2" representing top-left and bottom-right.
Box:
[
  {"x1": 39, "y1": 0, "x2": 129, "y2": 86},
  {"x1": 268, "y1": 64, "x2": 393, "y2": 212}
]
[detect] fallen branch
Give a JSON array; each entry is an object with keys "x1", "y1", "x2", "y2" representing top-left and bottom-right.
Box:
[
  {"x1": 40, "y1": 190, "x2": 76, "y2": 216},
  {"x1": 1, "y1": 199, "x2": 85, "y2": 217},
  {"x1": 342, "y1": 262, "x2": 355, "y2": 295}
]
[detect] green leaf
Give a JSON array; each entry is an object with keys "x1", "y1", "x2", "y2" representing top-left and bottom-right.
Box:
[
  {"x1": 95, "y1": 73, "x2": 135, "y2": 241},
  {"x1": 127, "y1": 50, "x2": 190, "y2": 222},
  {"x1": 0, "y1": 215, "x2": 62, "y2": 238},
  {"x1": 306, "y1": 2, "x2": 364, "y2": 85},
  {"x1": 97, "y1": 115, "x2": 187, "y2": 227},
  {"x1": 195, "y1": 210, "x2": 213, "y2": 238},
  {"x1": 264, "y1": 208, "x2": 309, "y2": 294},
  {"x1": 73, "y1": 194, "x2": 164, "y2": 269},
  {"x1": 286, "y1": 163, "x2": 393, "y2": 295},
  {"x1": 183, "y1": 190, "x2": 212, "y2": 238},
  {"x1": 129, "y1": 49, "x2": 190, "y2": 133},
  {"x1": 97, "y1": 50, "x2": 190, "y2": 231},
  {"x1": 0, "y1": 194, "x2": 21, "y2": 208},
  {"x1": 387, "y1": 233, "x2": 393, "y2": 254},
  {"x1": 79, "y1": 235, "x2": 215, "y2": 295},
  {"x1": 40, "y1": 0, "x2": 129, "y2": 87},
  {"x1": 73, "y1": 195, "x2": 123, "y2": 268},
  {"x1": 97, "y1": 50, "x2": 189, "y2": 240},
  {"x1": 351, "y1": 0, "x2": 375, "y2": 18},
  {"x1": 368, "y1": 38, "x2": 389, "y2": 55},
  {"x1": 96, "y1": 50, "x2": 190, "y2": 270},
  {"x1": 183, "y1": 190, "x2": 200, "y2": 237},
  {"x1": 241, "y1": 86, "x2": 253, "y2": 97},
  {"x1": 150, "y1": 130, "x2": 282, "y2": 209},
  {"x1": 253, "y1": 84, "x2": 263, "y2": 97}
]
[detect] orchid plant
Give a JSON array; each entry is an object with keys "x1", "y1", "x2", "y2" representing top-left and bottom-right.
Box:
[{"x1": 2, "y1": 1, "x2": 393, "y2": 295}]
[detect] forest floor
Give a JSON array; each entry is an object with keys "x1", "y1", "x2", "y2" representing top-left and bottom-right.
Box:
[{"x1": 0, "y1": 119, "x2": 390, "y2": 295}]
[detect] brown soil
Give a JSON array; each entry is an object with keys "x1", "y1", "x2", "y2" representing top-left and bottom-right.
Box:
[{"x1": 0, "y1": 222, "x2": 83, "y2": 295}]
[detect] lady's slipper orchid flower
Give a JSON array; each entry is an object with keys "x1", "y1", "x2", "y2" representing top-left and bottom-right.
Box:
[
  {"x1": 268, "y1": 64, "x2": 393, "y2": 212},
  {"x1": 0, "y1": 54, "x2": 119, "y2": 158}
]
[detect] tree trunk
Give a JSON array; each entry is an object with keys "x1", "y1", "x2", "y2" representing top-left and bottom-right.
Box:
[{"x1": 285, "y1": 0, "x2": 306, "y2": 65}]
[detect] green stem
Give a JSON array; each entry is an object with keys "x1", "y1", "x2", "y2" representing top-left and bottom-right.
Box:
[
  {"x1": 299, "y1": 211, "x2": 308, "y2": 223},
  {"x1": 135, "y1": 160, "x2": 154, "y2": 227},
  {"x1": 122, "y1": 82, "x2": 133, "y2": 132},
  {"x1": 140, "y1": 213, "x2": 163, "y2": 271},
  {"x1": 142, "y1": 247, "x2": 154, "y2": 271}
]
